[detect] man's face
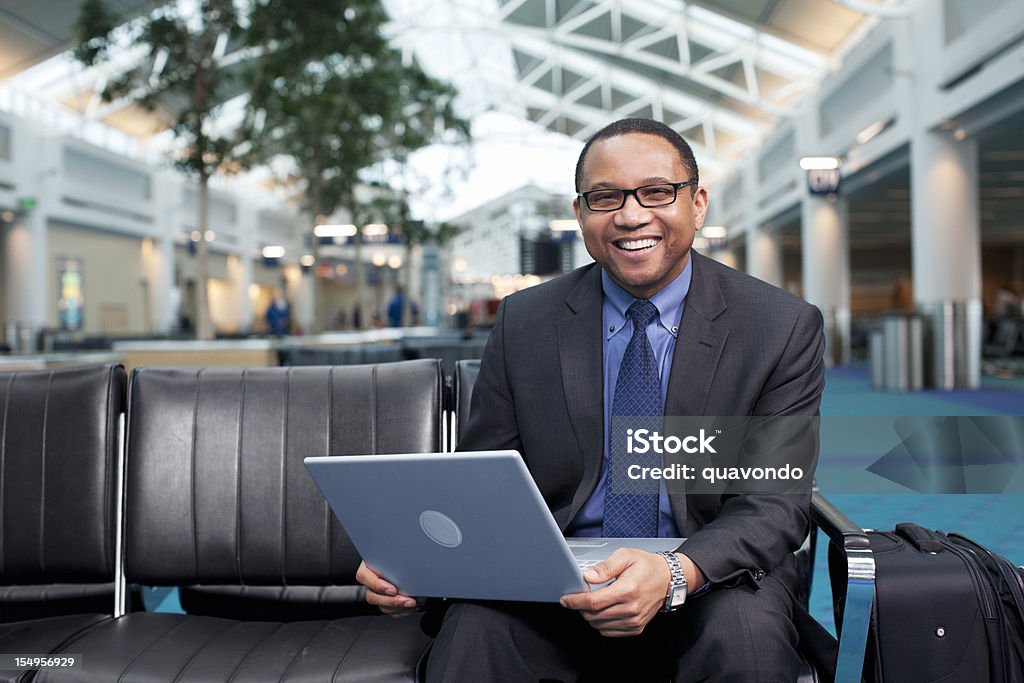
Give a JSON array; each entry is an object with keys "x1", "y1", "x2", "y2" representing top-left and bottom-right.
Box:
[{"x1": 573, "y1": 133, "x2": 708, "y2": 299}]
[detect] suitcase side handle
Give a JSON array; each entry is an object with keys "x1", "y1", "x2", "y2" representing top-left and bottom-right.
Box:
[{"x1": 895, "y1": 522, "x2": 945, "y2": 553}]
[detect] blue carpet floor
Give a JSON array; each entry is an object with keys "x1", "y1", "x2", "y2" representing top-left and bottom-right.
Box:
[{"x1": 811, "y1": 364, "x2": 1024, "y2": 633}]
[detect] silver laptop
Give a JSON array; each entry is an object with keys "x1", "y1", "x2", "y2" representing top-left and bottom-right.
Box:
[{"x1": 304, "y1": 450, "x2": 684, "y2": 603}]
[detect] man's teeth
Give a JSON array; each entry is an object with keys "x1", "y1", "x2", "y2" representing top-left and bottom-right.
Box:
[{"x1": 618, "y1": 238, "x2": 659, "y2": 251}]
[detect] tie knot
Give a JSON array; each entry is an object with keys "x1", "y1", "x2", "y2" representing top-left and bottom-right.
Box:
[{"x1": 627, "y1": 300, "x2": 659, "y2": 331}]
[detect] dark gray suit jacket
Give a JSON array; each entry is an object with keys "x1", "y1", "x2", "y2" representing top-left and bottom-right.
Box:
[{"x1": 458, "y1": 250, "x2": 825, "y2": 588}]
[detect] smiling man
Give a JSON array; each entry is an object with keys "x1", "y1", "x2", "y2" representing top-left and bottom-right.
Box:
[{"x1": 358, "y1": 118, "x2": 825, "y2": 682}]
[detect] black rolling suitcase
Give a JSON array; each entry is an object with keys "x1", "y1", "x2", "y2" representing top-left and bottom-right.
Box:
[{"x1": 831, "y1": 522, "x2": 1024, "y2": 682}]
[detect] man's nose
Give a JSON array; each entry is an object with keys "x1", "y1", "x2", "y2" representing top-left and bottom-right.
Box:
[{"x1": 613, "y1": 193, "x2": 652, "y2": 228}]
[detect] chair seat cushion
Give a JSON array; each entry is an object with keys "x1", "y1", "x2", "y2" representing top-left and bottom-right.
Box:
[
  {"x1": 179, "y1": 585, "x2": 377, "y2": 621},
  {"x1": 0, "y1": 614, "x2": 111, "y2": 683},
  {"x1": 37, "y1": 612, "x2": 430, "y2": 683}
]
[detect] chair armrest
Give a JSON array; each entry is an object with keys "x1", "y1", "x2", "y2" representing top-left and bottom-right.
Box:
[
  {"x1": 811, "y1": 492, "x2": 874, "y2": 683},
  {"x1": 811, "y1": 492, "x2": 870, "y2": 551}
]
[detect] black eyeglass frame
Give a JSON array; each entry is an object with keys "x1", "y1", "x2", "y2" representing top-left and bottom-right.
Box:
[{"x1": 578, "y1": 180, "x2": 698, "y2": 212}]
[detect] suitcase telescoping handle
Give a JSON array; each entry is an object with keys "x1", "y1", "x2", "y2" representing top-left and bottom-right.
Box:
[{"x1": 894, "y1": 523, "x2": 945, "y2": 553}]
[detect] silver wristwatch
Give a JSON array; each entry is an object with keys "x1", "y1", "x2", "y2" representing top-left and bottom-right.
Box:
[{"x1": 657, "y1": 551, "x2": 687, "y2": 612}]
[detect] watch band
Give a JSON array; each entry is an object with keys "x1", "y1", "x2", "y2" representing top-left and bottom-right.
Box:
[{"x1": 657, "y1": 550, "x2": 687, "y2": 612}]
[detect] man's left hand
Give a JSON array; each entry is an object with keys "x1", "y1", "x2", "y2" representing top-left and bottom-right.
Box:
[{"x1": 559, "y1": 548, "x2": 670, "y2": 637}]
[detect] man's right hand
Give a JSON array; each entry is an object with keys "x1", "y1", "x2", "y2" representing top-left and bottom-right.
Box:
[{"x1": 356, "y1": 561, "x2": 423, "y2": 618}]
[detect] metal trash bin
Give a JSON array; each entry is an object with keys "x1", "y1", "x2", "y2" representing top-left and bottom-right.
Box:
[
  {"x1": 922, "y1": 300, "x2": 981, "y2": 390},
  {"x1": 869, "y1": 330, "x2": 884, "y2": 389},
  {"x1": 881, "y1": 313, "x2": 924, "y2": 391}
]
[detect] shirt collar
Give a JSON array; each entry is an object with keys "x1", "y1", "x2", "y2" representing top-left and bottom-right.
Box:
[{"x1": 601, "y1": 256, "x2": 692, "y2": 340}]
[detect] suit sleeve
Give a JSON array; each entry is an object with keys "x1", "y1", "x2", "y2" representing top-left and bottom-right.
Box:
[
  {"x1": 678, "y1": 303, "x2": 825, "y2": 587},
  {"x1": 456, "y1": 299, "x2": 523, "y2": 454}
]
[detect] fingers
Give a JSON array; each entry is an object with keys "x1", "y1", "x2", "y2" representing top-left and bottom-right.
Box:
[
  {"x1": 356, "y1": 561, "x2": 399, "y2": 597},
  {"x1": 582, "y1": 547, "x2": 633, "y2": 585},
  {"x1": 560, "y1": 549, "x2": 668, "y2": 636},
  {"x1": 356, "y1": 561, "x2": 421, "y2": 616},
  {"x1": 561, "y1": 574, "x2": 636, "y2": 612}
]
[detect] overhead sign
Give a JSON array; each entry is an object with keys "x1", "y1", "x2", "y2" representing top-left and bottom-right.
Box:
[{"x1": 807, "y1": 169, "x2": 841, "y2": 195}]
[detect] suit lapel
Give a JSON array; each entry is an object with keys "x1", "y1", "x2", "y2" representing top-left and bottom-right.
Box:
[
  {"x1": 556, "y1": 266, "x2": 605, "y2": 524},
  {"x1": 665, "y1": 252, "x2": 729, "y2": 534},
  {"x1": 666, "y1": 252, "x2": 728, "y2": 417}
]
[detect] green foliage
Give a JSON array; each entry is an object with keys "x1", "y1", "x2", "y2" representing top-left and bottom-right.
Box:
[
  {"x1": 242, "y1": 1, "x2": 470, "y2": 218},
  {"x1": 74, "y1": 0, "x2": 470, "y2": 230},
  {"x1": 74, "y1": 0, "x2": 248, "y2": 181}
]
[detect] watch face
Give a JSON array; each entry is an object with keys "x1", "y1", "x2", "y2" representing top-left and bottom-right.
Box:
[{"x1": 670, "y1": 587, "x2": 686, "y2": 607}]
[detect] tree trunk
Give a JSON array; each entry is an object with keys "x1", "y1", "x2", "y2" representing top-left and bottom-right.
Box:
[
  {"x1": 196, "y1": 176, "x2": 214, "y2": 340},
  {"x1": 403, "y1": 242, "x2": 414, "y2": 327},
  {"x1": 354, "y1": 226, "x2": 365, "y2": 330}
]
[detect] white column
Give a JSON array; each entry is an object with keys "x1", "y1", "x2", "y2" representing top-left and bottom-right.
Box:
[
  {"x1": 801, "y1": 194, "x2": 851, "y2": 365},
  {"x1": 910, "y1": 130, "x2": 980, "y2": 304},
  {"x1": 282, "y1": 263, "x2": 307, "y2": 334},
  {"x1": 792, "y1": 91, "x2": 851, "y2": 365},
  {"x1": 910, "y1": 127, "x2": 981, "y2": 388},
  {"x1": 4, "y1": 130, "x2": 55, "y2": 350},
  {"x1": 148, "y1": 170, "x2": 180, "y2": 334},
  {"x1": 236, "y1": 203, "x2": 258, "y2": 333},
  {"x1": 746, "y1": 226, "x2": 783, "y2": 288},
  {"x1": 293, "y1": 214, "x2": 315, "y2": 333},
  {"x1": 713, "y1": 247, "x2": 739, "y2": 270}
]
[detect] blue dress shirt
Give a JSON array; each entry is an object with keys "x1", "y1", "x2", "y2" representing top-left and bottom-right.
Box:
[{"x1": 566, "y1": 257, "x2": 692, "y2": 538}]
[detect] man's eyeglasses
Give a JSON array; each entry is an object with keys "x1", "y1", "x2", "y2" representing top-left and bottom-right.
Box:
[{"x1": 578, "y1": 180, "x2": 697, "y2": 212}]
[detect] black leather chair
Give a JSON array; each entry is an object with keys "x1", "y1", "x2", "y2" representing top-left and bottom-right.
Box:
[
  {"x1": 0, "y1": 364, "x2": 127, "y2": 683},
  {"x1": 32, "y1": 362, "x2": 441, "y2": 682},
  {"x1": 453, "y1": 359, "x2": 480, "y2": 446}
]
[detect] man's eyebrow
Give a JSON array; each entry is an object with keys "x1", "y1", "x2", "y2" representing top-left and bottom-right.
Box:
[{"x1": 582, "y1": 176, "x2": 674, "y2": 191}]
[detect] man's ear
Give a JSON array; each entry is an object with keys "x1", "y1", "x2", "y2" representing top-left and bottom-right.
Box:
[
  {"x1": 692, "y1": 187, "x2": 709, "y2": 230},
  {"x1": 572, "y1": 197, "x2": 583, "y2": 225}
]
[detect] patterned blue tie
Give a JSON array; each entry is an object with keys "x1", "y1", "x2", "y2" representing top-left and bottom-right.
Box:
[{"x1": 602, "y1": 299, "x2": 663, "y2": 538}]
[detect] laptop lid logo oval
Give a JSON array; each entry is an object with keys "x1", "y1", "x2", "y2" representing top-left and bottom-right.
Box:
[{"x1": 419, "y1": 510, "x2": 463, "y2": 548}]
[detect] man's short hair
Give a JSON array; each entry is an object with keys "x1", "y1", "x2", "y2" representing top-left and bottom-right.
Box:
[{"x1": 574, "y1": 118, "x2": 699, "y2": 193}]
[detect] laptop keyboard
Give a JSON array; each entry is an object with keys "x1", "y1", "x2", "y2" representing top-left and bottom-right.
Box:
[{"x1": 576, "y1": 559, "x2": 601, "y2": 570}]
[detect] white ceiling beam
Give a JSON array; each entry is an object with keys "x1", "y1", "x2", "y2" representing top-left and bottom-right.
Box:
[
  {"x1": 485, "y1": 73, "x2": 722, "y2": 166},
  {"x1": 552, "y1": 0, "x2": 614, "y2": 36},
  {"x1": 508, "y1": 21, "x2": 795, "y2": 114},
  {"x1": 497, "y1": 0, "x2": 532, "y2": 21},
  {"x1": 506, "y1": 31, "x2": 763, "y2": 135}
]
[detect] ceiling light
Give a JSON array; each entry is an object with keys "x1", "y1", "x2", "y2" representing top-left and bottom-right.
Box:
[
  {"x1": 549, "y1": 219, "x2": 580, "y2": 231},
  {"x1": 314, "y1": 224, "x2": 357, "y2": 237},
  {"x1": 262, "y1": 246, "x2": 285, "y2": 259},
  {"x1": 701, "y1": 226, "x2": 728, "y2": 239},
  {"x1": 363, "y1": 223, "x2": 389, "y2": 236},
  {"x1": 799, "y1": 157, "x2": 841, "y2": 170}
]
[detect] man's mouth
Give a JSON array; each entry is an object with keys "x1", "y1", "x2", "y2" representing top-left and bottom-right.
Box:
[{"x1": 614, "y1": 237, "x2": 661, "y2": 252}]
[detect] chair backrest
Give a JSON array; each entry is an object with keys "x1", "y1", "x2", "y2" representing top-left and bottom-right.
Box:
[
  {"x1": 453, "y1": 359, "x2": 480, "y2": 447},
  {"x1": 0, "y1": 364, "x2": 126, "y2": 584},
  {"x1": 124, "y1": 361, "x2": 443, "y2": 587}
]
